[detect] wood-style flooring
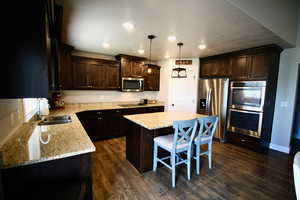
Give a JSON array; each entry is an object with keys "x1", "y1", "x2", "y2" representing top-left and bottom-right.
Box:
[{"x1": 91, "y1": 137, "x2": 295, "y2": 200}]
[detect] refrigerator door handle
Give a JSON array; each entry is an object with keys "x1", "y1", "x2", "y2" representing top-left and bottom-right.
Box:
[{"x1": 206, "y1": 88, "x2": 212, "y2": 115}]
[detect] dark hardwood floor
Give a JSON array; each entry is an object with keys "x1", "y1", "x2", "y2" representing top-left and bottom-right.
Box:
[{"x1": 91, "y1": 137, "x2": 295, "y2": 200}]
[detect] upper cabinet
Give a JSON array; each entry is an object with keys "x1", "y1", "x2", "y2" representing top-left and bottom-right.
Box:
[
  {"x1": 229, "y1": 55, "x2": 250, "y2": 80},
  {"x1": 116, "y1": 54, "x2": 161, "y2": 91},
  {"x1": 2, "y1": 1, "x2": 48, "y2": 98},
  {"x1": 199, "y1": 45, "x2": 282, "y2": 81},
  {"x1": 248, "y1": 53, "x2": 271, "y2": 80},
  {"x1": 72, "y1": 56, "x2": 120, "y2": 90},
  {"x1": 200, "y1": 57, "x2": 229, "y2": 77},
  {"x1": 58, "y1": 44, "x2": 74, "y2": 90},
  {"x1": 116, "y1": 54, "x2": 146, "y2": 77},
  {"x1": 144, "y1": 64, "x2": 161, "y2": 91},
  {"x1": 54, "y1": 53, "x2": 160, "y2": 91}
]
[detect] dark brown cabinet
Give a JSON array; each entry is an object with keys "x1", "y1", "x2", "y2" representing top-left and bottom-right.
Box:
[
  {"x1": 248, "y1": 53, "x2": 270, "y2": 80},
  {"x1": 72, "y1": 56, "x2": 120, "y2": 90},
  {"x1": 116, "y1": 54, "x2": 146, "y2": 77},
  {"x1": 200, "y1": 57, "x2": 230, "y2": 78},
  {"x1": 77, "y1": 106, "x2": 164, "y2": 141},
  {"x1": 229, "y1": 55, "x2": 250, "y2": 80},
  {"x1": 58, "y1": 44, "x2": 74, "y2": 89},
  {"x1": 144, "y1": 65, "x2": 160, "y2": 91},
  {"x1": 116, "y1": 54, "x2": 161, "y2": 91},
  {"x1": 199, "y1": 45, "x2": 281, "y2": 81}
]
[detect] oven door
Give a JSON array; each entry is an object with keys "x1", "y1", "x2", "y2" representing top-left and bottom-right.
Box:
[
  {"x1": 122, "y1": 78, "x2": 144, "y2": 92},
  {"x1": 227, "y1": 109, "x2": 263, "y2": 138},
  {"x1": 229, "y1": 86, "x2": 265, "y2": 112}
]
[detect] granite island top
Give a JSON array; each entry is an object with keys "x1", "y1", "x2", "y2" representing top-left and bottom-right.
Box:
[
  {"x1": 124, "y1": 111, "x2": 207, "y2": 130},
  {"x1": 0, "y1": 102, "x2": 164, "y2": 169}
]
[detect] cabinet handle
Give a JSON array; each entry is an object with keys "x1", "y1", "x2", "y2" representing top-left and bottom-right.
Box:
[
  {"x1": 97, "y1": 117, "x2": 102, "y2": 120},
  {"x1": 116, "y1": 110, "x2": 120, "y2": 113},
  {"x1": 241, "y1": 139, "x2": 246, "y2": 142},
  {"x1": 79, "y1": 85, "x2": 93, "y2": 88},
  {"x1": 96, "y1": 112, "x2": 102, "y2": 115}
]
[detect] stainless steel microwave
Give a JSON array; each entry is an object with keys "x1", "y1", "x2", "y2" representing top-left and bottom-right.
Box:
[{"x1": 121, "y1": 77, "x2": 144, "y2": 92}]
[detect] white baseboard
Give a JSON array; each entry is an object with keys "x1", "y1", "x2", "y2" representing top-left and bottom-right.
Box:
[{"x1": 269, "y1": 143, "x2": 290, "y2": 154}]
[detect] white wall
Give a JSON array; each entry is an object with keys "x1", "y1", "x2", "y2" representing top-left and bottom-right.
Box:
[
  {"x1": 270, "y1": 6, "x2": 300, "y2": 153},
  {"x1": 62, "y1": 90, "x2": 159, "y2": 103},
  {"x1": 157, "y1": 58, "x2": 199, "y2": 112},
  {"x1": 226, "y1": 0, "x2": 299, "y2": 46}
]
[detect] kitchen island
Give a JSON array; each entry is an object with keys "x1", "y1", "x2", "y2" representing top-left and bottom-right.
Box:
[{"x1": 124, "y1": 111, "x2": 206, "y2": 173}]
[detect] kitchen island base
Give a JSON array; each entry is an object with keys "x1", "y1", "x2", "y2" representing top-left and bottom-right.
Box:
[{"x1": 126, "y1": 120, "x2": 173, "y2": 173}]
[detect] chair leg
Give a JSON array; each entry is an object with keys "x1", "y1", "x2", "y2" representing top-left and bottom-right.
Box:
[
  {"x1": 208, "y1": 142, "x2": 212, "y2": 169},
  {"x1": 171, "y1": 152, "x2": 176, "y2": 188},
  {"x1": 196, "y1": 144, "x2": 200, "y2": 175},
  {"x1": 187, "y1": 150, "x2": 191, "y2": 181},
  {"x1": 153, "y1": 142, "x2": 158, "y2": 171}
]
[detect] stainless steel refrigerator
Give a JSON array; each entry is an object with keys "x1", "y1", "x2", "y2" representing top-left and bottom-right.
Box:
[{"x1": 197, "y1": 78, "x2": 229, "y2": 141}]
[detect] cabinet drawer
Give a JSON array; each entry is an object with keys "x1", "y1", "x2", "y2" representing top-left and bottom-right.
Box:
[{"x1": 226, "y1": 132, "x2": 264, "y2": 152}]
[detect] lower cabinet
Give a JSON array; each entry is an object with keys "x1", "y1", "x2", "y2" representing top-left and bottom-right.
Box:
[
  {"x1": 76, "y1": 106, "x2": 164, "y2": 141},
  {"x1": 2, "y1": 154, "x2": 92, "y2": 200},
  {"x1": 226, "y1": 131, "x2": 266, "y2": 152}
]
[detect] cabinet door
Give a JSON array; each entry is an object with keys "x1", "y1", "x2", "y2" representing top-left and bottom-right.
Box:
[
  {"x1": 104, "y1": 61, "x2": 120, "y2": 89},
  {"x1": 144, "y1": 66, "x2": 160, "y2": 91},
  {"x1": 216, "y1": 58, "x2": 230, "y2": 77},
  {"x1": 229, "y1": 55, "x2": 250, "y2": 80},
  {"x1": 121, "y1": 57, "x2": 132, "y2": 77},
  {"x1": 131, "y1": 61, "x2": 145, "y2": 77},
  {"x1": 72, "y1": 62, "x2": 91, "y2": 89},
  {"x1": 58, "y1": 45, "x2": 73, "y2": 89},
  {"x1": 249, "y1": 53, "x2": 270, "y2": 80},
  {"x1": 89, "y1": 63, "x2": 105, "y2": 89},
  {"x1": 200, "y1": 60, "x2": 217, "y2": 77}
]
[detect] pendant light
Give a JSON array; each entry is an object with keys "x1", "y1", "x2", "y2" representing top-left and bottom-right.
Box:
[
  {"x1": 145, "y1": 35, "x2": 155, "y2": 74},
  {"x1": 172, "y1": 42, "x2": 187, "y2": 78}
]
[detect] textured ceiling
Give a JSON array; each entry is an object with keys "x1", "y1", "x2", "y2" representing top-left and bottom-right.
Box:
[{"x1": 58, "y1": 0, "x2": 290, "y2": 60}]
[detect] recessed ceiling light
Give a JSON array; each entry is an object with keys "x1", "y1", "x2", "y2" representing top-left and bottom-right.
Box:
[
  {"x1": 138, "y1": 49, "x2": 145, "y2": 54},
  {"x1": 198, "y1": 44, "x2": 206, "y2": 50},
  {"x1": 168, "y1": 35, "x2": 176, "y2": 42},
  {"x1": 102, "y1": 42, "x2": 110, "y2": 48},
  {"x1": 122, "y1": 22, "x2": 135, "y2": 31},
  {"x1": 165, "y1": 55, "x2": 171, "y2": 59}
]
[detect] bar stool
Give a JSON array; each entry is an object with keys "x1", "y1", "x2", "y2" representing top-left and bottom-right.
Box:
[
  {"x1": 153, "y1": 119, "x2": 198, "y2": 187},
  {"x1": 193, "y1": 116, "x2": 218, "y2": 174}
]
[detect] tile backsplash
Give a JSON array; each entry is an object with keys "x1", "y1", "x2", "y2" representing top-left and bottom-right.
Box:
[{"x1": 62, "y1": 90, "x2": 159, "y2": 103}]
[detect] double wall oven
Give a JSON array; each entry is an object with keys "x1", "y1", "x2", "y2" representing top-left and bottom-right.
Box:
[{"x1": 227, "y1": 81, "x2": 266, "y2": 138}]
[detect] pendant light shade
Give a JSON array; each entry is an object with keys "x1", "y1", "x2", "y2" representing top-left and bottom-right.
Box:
[{"x1": 172, "y1": 42, "x2": 187, "y2": 78}]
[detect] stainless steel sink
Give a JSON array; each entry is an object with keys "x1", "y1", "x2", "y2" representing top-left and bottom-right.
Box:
[
  {"x1": 118, "y1": 103, "x2": 145, "y2": 107},
  {"x1": 38, "y1": 115, "x2": 72, "y2": 125}
]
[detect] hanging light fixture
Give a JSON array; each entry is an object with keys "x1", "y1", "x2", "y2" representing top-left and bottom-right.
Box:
[
  {"x1": 172, "y1": 42, "x2": 187, "y2": 78},
  {"x1": 145, "y1": 34, "x2": 156, "y2": 74}
]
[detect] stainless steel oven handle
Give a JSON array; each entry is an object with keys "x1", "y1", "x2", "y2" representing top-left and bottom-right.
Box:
[
  {"x1": 230, "y1": 87, "x2": 266, "y2": 89},
  {"x1": 229, "y1": 109, "x2": 263, "y2": 114}
]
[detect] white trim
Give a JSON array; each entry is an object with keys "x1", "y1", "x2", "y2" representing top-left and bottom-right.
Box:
[{"x1": 269, "y1": 143, "x2": 290, "y2": 154}]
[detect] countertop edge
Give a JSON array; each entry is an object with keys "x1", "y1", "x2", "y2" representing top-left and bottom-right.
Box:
[
  {"x1": 1, "y1": 146, "x2": 96, "y2": 169},
  {"x1": 124, "y1": 115, "x2": 172, "y2": 130}
]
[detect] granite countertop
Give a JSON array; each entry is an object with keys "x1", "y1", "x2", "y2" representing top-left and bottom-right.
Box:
[
  {"x1": 124, "y1": 111, "x2": 207, "y2": 130},
  {"x1": 0, "y1": 102, "x2": 164, "y2": 169}
]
